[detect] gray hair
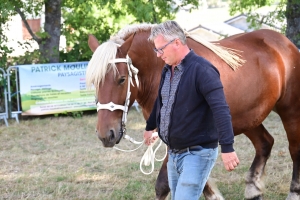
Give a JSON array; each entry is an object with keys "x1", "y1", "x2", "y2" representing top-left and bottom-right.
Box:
[{"x1": 148, "y1": 20, "x2": 187, "y2": 45}]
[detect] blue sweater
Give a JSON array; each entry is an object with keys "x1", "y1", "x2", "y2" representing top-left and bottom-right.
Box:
[{"x1": 145, "y1": 50, "x2": 235, "y2": 153}]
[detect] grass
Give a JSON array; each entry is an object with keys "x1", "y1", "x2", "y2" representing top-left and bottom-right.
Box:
[{"x1": 0, "y1": 109, "x2": 292, "y2": 199}]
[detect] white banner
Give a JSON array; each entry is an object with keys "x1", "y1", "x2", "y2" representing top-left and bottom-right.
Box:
[{"x1": 18, "y1": 61, "x2": 96, "y2": 115}]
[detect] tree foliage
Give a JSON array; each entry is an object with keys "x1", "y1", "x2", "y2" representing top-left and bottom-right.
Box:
[
  {"x1": 0, "y1": 0, "x2": 61, "y2": 64},
  {"x1": 60, "y1": 0, "x2": 134, "y2": 61},
  {"x1": 0, "y1": 1, "x2": 19, "y2": 67},
  {"x1": 0, "y1": 0, "x2": 200, "y2": 65},
  {"x1": 60, "y1": 0, "x2": 199, "y2": 62},
  {"x1": 229, "y1": 0, "x2": 300, "y2": 48}
]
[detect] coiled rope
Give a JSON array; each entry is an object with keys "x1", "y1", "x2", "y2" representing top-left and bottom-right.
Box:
[{"x1": 113, "y1": 132, "x2": 167, "y2": 175}]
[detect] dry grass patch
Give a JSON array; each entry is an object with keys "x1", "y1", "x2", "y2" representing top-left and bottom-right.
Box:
[{"x1": 0, "y1": 110, "x2": 293, "y2": 199}]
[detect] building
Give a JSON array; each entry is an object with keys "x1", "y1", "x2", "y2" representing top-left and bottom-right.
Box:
[{"x1": 3, "y1": 14, "x2": 65, "y2": 57}]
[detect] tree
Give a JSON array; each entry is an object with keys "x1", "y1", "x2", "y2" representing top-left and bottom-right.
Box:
[
  {"x1": 60, "y1": 0, "x2": 134, "y2": 61},
  {"x1": 0, "y1": 1, "x2": 16, "y2": 67},
  {"x1": 1, "y1": 0, "x2": 61, "y2": 63},
  {"x1": 1, "y1": 0, "x2": 200, "y2": 64},
  {"x1": 60, "y1": 0, "x2": 200, "y2": 62},
  {"x1": 285, "y1": 0, "x2": 300, "y2": 47},
  {"x1": 229, "y1": 0, "x2": 300, "y2": 48}
]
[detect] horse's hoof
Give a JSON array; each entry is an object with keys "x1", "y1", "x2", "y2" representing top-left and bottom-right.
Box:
[{"x1": 247, "y1": 195, "x2": 263, "y2": 200}]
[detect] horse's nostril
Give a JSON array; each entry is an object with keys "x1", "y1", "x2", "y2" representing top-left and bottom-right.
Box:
[
  {"x1": 95, "y1": 130, "x2": 104, "y2": 141},
  {"x1": 110, "y1": 130, "x2": 115, "y2": 141}
]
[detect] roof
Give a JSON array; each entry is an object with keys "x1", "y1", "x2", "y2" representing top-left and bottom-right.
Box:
[{"x1": 187, "y1": 12, "x2": 281, "y2": 40}]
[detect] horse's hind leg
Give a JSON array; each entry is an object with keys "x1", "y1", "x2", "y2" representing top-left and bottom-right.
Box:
[
  {"x1": 243, "y1": 124, "x2": 274, "y2": 199},
  {"x1": 155, "y1": 156, "x2": 169, "y2": 200},
  {"x1": 279, "y1": 115, "x2": 300, "y2": 200},
  {"x1": 203, "y1": 178, "x2": 224, "y2": 200}
]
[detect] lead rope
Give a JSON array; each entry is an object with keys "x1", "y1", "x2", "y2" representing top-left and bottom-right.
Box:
[
  {"x1": 106, "y1": 54, "x2": 167, "y2": 174},
  {"x1": 113, "y1": 132, "x2": 167, "y2": 175},
  {"x1": 139, "y1": 132, "x2": 167, "y2": 175}
]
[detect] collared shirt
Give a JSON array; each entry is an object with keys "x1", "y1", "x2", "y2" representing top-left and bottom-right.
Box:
[{"x1": 160, "y1": 64, "x2": 184, "y2": 144}]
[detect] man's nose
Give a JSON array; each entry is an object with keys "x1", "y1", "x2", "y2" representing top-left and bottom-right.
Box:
[{"x1": 156, "y1": 52, "x2": 162, "y2": 57}]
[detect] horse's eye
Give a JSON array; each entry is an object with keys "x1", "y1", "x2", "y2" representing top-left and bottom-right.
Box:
[{"x1": 118, "y1": 77, "x2": 126, "y2": 85}]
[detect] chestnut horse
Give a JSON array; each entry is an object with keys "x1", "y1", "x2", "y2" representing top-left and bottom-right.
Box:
[{"x1": 86, "y1": 24, "x2": 300, "y2": 200}]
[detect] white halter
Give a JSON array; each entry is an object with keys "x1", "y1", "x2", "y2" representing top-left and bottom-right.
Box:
[
  {"x1": 96, "y1": 54, "x2": 139, "y2": 128},
  {"x1": 95, "y1": 52, "x2": 166, "y2": 175}
]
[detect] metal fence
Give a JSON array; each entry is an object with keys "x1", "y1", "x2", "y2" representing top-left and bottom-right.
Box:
[
  {"x1": 0, "y1": 66, "x2": 22, "y2": 126},
  {"x1": 0, "y1": 68, "x2": 9, "y2": 126},
  {"x1": 6, "y1": 66, "x2": 21, "y2": 123}
]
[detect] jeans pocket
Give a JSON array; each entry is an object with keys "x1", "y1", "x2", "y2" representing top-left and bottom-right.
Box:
[{"x1": 189, "y1": 147, "x2": 217, "y2": 159}]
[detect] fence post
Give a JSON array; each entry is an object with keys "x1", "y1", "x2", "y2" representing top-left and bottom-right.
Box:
[
  {"x1": 0, "y1": 68, "x2": 9, "y2": 126},
  {"x1": 6, "y1": 66, "x2": 21, "y2": 123}
]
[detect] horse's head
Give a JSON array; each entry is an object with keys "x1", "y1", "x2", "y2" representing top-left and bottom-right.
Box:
[{"x1": 86, "y1": 34, "x2": 138, "y2": 147}]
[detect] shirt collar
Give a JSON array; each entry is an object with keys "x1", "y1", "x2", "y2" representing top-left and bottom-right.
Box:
[
  {"x1": 180, "y1": 49, "x2": 193, "y2": 65},
  {"x1": 164, "y1": 63, "x2": 183, "y2": 72}
]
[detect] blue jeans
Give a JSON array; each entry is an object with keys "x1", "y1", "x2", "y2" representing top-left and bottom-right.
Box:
[{"x1": 167, "y1": 146, "x2": 218, "y2": 200}]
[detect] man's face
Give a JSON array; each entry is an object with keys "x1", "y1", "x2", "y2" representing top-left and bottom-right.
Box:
[{"x1": 153, "y1": 35, "x2": 177, "y2": 66}]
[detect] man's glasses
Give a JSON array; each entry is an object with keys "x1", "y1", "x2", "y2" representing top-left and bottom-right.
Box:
[{"x1": 153, "y1": 39, "x2": 175, "y2": 54}]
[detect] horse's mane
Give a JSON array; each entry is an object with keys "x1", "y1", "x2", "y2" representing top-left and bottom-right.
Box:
[
  {"x1": 186, "y1": 30, "x2": 246, "y2": 70},
  {"x1": 86, "y1": 24, "x2": 155, "y2": 94},
  {"x1": 110, "y1": 23, "x2": 156, "y2": 45},
  {"x1": 86, "y1": 23, "x2": 245, "y2": 94}
]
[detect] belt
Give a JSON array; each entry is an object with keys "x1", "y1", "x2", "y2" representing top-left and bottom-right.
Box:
[{"x1": 171, "y1": 145, "x2": 201, "y2": 154}]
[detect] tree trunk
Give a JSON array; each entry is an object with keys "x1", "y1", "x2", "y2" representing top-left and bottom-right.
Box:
[
  {"x1": 39, "y1": 0, "x2": 62, "y2": 63},
  {"x1": 285, "y1": 0, "x2": 300, "y2": 49}
]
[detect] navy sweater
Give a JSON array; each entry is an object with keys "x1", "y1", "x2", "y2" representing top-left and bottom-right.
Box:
[{"x1": 145, "y1": 50, "x2": 235, "y2": 153}]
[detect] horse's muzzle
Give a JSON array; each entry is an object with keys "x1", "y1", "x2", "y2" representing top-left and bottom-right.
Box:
[{"x1": 96, "y1": 129, "x2": 121, "y2": 147}]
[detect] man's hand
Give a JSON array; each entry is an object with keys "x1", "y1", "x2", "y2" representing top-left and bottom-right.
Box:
[
  {"x1": 221, "y1": 152, "x2": 239, "y2": 171},
  {"x1": 143, "y1": 130, "x2": 158, "y2": 146}
]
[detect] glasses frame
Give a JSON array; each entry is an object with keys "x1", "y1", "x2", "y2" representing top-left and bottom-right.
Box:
[{"x1": 153, "y1": 39, "x2": 175, "y2": 54}]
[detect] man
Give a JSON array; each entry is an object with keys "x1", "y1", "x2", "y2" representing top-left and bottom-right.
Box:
[{"x1": 144, "y1": 20, "x2": 239, "y2": 200}]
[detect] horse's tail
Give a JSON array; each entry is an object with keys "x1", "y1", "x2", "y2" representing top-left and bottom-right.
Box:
[{"x1": 185, "y1": 31, "x2": 246, "y2": 71}]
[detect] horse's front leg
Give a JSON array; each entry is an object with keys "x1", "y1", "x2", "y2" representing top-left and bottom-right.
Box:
[
  {"x1": 243, "y1": 124, "x2": 274, "y2": 200},
  {"x1": 155, "y1": 154, "x2": 224, "y2": 200}
]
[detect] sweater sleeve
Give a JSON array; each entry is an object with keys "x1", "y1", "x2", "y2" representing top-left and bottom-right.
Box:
[
  {"x1": 145, "y1": 96, "x2": 158, "y2": 131},
  {"x1": 145, "y1": 67, "x2": 166, "y2": 131},
  {"x1": 199, "y1": 63, "x2": 235, "y2": 153}
]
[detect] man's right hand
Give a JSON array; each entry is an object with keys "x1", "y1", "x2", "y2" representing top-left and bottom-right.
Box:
[{"x1": 143, "y1": 130, "x2": 158, "y2": 146}]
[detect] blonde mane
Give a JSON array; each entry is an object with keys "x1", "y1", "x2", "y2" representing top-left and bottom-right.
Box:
[
  {"x1": 85, "y1": 41, "x2": 119, "y2": 95},
  {"x1": 86, "y1": 23, "x2": 245, "y2": 95},
  {"x1": 86, "y1": 24, "x2": 155, "y2": 95},
  {"x1": 185, "y1": 31, "x2": 246, "y2": 70}
]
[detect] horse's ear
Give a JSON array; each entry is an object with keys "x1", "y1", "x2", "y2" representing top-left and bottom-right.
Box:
[
  {"x1": 88, "y1": 34, "x2": 100, "y2": 52},
  {"x1": 119, "y1": 33, "x2": 135, "y2": 54}
]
